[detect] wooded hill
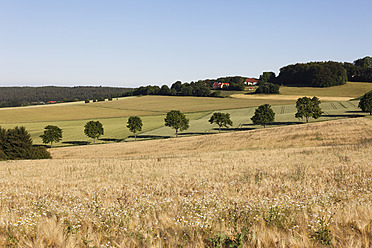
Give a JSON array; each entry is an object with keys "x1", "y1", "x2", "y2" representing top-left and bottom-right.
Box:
[
  {"x1": 274, "y1": 56, "x2": 372, "y2": 87},
  {"x1": 0, "y1": 86, "x2": 131, "y2": 108}
]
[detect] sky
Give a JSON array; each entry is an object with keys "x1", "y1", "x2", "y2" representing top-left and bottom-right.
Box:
[{"x1": 0, "y1": 0, "x2": 371, "y2": 87}]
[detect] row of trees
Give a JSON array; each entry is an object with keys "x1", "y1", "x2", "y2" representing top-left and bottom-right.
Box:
[
  {"x1": 122, "y1": 81, "x2": 216, "y2": 97},
  {"x1": 37, "y1": 92, "x2": 372, "y2": 147},
  {"x1": 123, "y1": 76, "x2": 247, "y2": 98}
]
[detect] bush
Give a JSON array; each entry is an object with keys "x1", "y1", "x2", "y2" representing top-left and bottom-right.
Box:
[
  {"x1": 28, "y1": 146, "x2": 51, "y2": 159},
  {"x1": 255, "y1": 82, "x2": 279, "y2": 94}
]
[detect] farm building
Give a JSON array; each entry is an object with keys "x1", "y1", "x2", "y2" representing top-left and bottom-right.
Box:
[
  {"x1": 212, "y1": 82, "x2": 230, "y2": 89},
  {"x1": 245, "y1": 78, "x2": 258, "y2": 85}
]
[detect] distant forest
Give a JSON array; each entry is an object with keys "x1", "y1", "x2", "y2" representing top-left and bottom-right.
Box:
[
  {"x1": 274, "y1": 56, "x2": 372, "y2": 87},
  {"x1": 0, "y1": 86, "x2": 131, "y2": 108}
]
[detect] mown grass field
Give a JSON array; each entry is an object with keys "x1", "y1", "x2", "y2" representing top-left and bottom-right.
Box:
[{"x1": 0, "y1": 118, "x2": 371, "y2": 247}]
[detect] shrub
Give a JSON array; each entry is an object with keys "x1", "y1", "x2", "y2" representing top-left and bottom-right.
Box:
[
  {"x1": 28, "y1": 146, "x2": 52, "y2": 159},
  {"x1": 255, "y1": 82, "x2": 279, "y2": 94}
]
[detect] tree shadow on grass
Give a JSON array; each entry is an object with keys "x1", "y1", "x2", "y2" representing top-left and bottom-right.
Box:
[
  {"x1": 33, "y1": 144, "x2": 49, "y2": 148},
  {"x1": 178, "y1": 132, "x2": 211, "y2": 136},
  {"x1": 99, "y1": 138, "x2": 124, "y2": 142},
  {"x1": 322, "y1": 114, "x2": 363, "y2": 118},
  {"x1": 62, "y1": 141, "x2": 90, "y2": 146},
  {"x1": 134, "y1": 135, "x2": 171, "y2": 139},
  {"x1": 228, "y1": 127, "x2": 256, "y2": 131},
  {"x1": 210, "y1": 127, "x2": 256, "y2": 132},
  {"x1": 267, "y1": 121, "x2": 304, "y2": 126}
]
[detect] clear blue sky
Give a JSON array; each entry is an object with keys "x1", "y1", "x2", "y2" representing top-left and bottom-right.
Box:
[{"x1": 0, "y1": 0, "x2": 371, "y2": 87}]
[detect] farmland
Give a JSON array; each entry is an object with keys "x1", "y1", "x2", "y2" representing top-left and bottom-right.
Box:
[
  {"x1": 0, "y1": 82, "x2": 371, "y2": 247},
  {"x1": 0, "y1": 99, "x2": 365, "y2": 145},
  {"x1": 0, "y1": 81, "x2": 371, "y2": 146},
  {"x1": 0, "y1": 118, "x2": 371, "y2": 247}
]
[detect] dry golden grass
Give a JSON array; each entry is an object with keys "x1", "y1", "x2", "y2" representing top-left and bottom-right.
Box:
[
  {"x1": 231, "y1": 94, "x2": 352, "y2": 102},
  {"x1": 51, "y1": 117, "x2": 372, "y2": 159},
  {"x1": 0, "y1": 118, "x2": 371, "y2": 247},
  {"x1": 231, "y1": 82, "x2": 372, "y2": 102},
  {"x1": 0, "y1": 95, "x2": 293, "y2": 124}
]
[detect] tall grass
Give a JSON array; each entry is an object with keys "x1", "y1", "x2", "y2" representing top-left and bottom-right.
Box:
[{"x1": 0, "y1": 118, "x2": 371, "y2": 247}]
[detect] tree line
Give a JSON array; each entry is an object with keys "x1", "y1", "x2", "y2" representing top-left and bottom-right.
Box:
[
  {"x1": 122, "y1": 77, "x2": 246, "y2": 98},
  {"x1": 275, "y1": 61, "x2": 348, "y2": 87},
  {"x1": 123, "y1": 81, "x2": 216, "y2": 97},
  {"x1": 343, "y1": 56, "x2": 372, "y2": 82},
  {"x1": 0, "y1": 86, "x2": 131, "y2": 108},
  {"x1": 259, "y1": 56, "x2": 372, "y2": 88}
]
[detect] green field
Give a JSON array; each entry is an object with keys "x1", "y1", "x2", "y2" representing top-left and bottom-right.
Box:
[
  {"x1": 0, "y1": 82, "x2": 370, "y2": 147},
  {"x1": 279, "y1": 81, "x2": 372, "y2": 98},
  {"x1": 136, "y1": 100, "x2": 364, "y2": 140},
  {"x1": 0, "y1": 100, "x2": 366, "y2": 146}
]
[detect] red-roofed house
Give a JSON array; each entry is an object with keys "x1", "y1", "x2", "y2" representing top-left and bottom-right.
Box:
[
  {"x1": 47, "y1": 101, "x2": 57, "y2": 104},
  {"x1": 212, "y1": 82, "x2": 230, "y2": 89},
  {"x1": 245, "y1": 78, "x2": 258, "y2": 85}
]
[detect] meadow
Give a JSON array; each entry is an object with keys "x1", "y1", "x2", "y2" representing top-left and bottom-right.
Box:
[
  {"x1": 0, "y1": 118, "x2": 371, "y2": 247},
  {"x1": 0, "y1": 98, "x2": 364, "y2": 145},
  {"x1": 0, "y1": 81, "x2": 371, "y2": 146}
]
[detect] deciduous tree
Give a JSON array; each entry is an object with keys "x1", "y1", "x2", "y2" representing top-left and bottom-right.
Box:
[
  {"x1": 127, "y1": 116, "x2": 143, "y2": 141},
  {"x1": 164, "y1": 110, "x2": 189, "y2": 137},
  {"x1": 295, "y1": 96, "x2": 323, "y2": 123},
  {"x1": 209, "y1": 112, "x2": 233, "y2": 132},
  {"x1": 40, "y1": 125, "x2": 63, "y2": 148},
  {"x1": 84, "y1": 121, "x2": 104, "y2": 144},
  {"x1": 358, "y1": 91, "x2": 372, "y2": 115},
  {"x1": 251, "y1": 104, "x2": 275, "y2": 128}
]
